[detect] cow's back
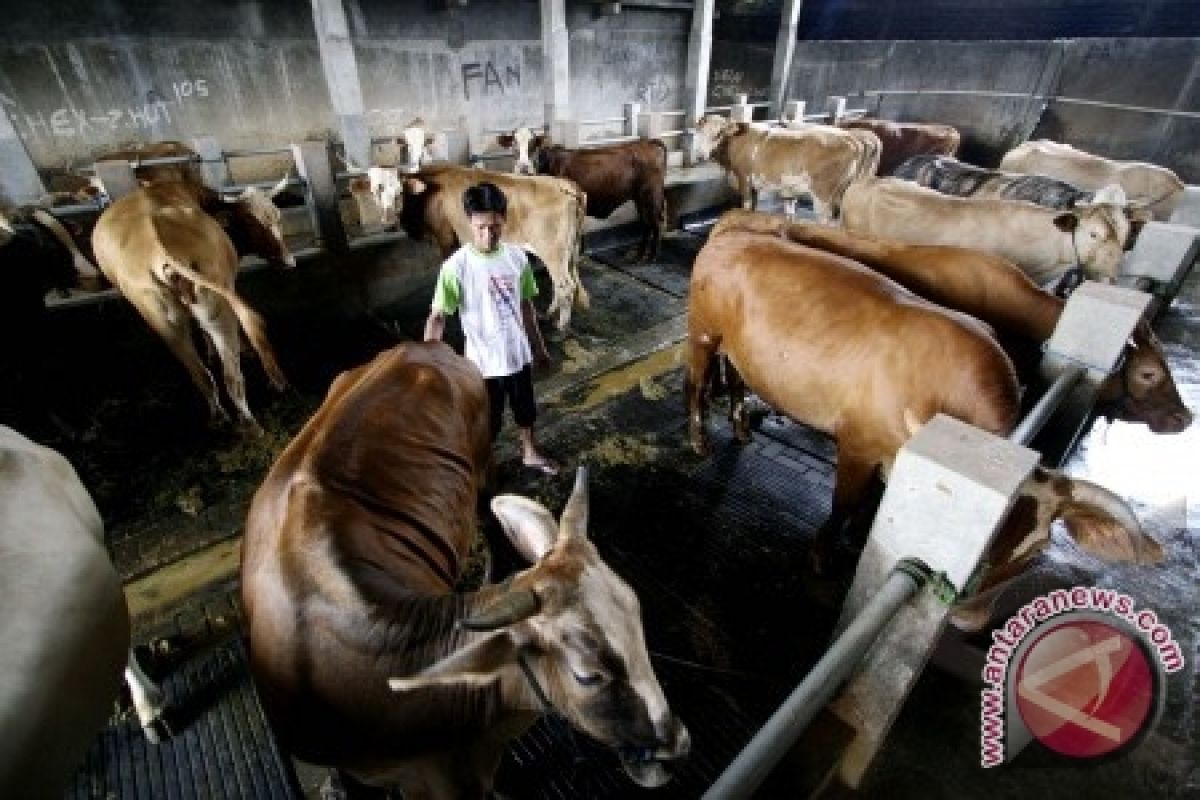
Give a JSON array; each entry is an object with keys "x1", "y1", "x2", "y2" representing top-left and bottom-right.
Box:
[
  {"x1": 689, "y1": 233, "x2": 1019, "y2": 455},
  {"x1": 241, "y1": 342, "x2": 492, "y2": 762}
]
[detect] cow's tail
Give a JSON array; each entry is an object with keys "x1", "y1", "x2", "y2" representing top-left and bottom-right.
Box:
[
  {"x1": 1022, "y1": 466, "x2": 1164, "y2": 564},
  {"x1": 30, "y1": 208, "x2": 102, "y2": 286},
  {"x1": 567, "y1": 183, "x2": 590, "y2": 310},
  {"x1": 160, "y1": 259, "x2": 288, "y2": 390}
]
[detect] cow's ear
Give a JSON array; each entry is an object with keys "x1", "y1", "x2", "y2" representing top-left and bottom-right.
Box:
[
  {"x1": 387, "y1": 631, "x2": 518, "y2": 694},
  {"x1": 1052, "y1": 212, "x2": 1079, "y2": 232},
  {"x1": 491, "y1": 495, "x2": 558, "y2": 561},
  {"x1": 730, "y1": 122, "x2": 750, "y2": 136},
  {"x1": 497, "y1": 134, "x2": 515, "y2": 149},
  {"x1": 531, "y1": 135, "x2": 547, "y2": 150},
  {"x1": 402, "y1": 177, "x2": 427, "y2": 195}
]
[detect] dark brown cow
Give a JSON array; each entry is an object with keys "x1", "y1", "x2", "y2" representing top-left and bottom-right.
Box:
[
  {"x1": 710, "y1": 210, "x2": 1192, "y2": 435},
  {"x1": 687, "y1": 231, "x2": 1163, "y2": 624},
  {"x1": 241, "y1": 342, "x2": 689, "y2": 796},
  {"x1": 835, "y1": 117, "x2": 961, "y2": 177},
  {"x1": 502, "y1": 128, "x2": 668, "y2": 262}
]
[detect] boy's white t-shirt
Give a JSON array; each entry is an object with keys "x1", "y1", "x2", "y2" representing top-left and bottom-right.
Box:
[{"x1": 430, "y1": 243, "x2": 538, "y2": 378}]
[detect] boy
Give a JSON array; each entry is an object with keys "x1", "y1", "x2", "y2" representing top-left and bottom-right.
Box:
[{"x1": 424, "y1": 181, "x2": 559, "y2": 475}]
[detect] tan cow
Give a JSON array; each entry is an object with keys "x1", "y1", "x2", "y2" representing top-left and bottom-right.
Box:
[
  {"x1": 692, "y1": 115, "x2": 879, "y2": 221},
  {"x1": 399, "y1": 165, "x2": 589, "y2": 330},
  {"x1": 712, "y1": 210, "x2": 1193, "y2": 435},
  {"x1": 91, "y1": 179, "x2": 294, "y2": 431},
  {"x1": 842, "y1": 177, "x2": 1129, "y2": 286},
  {"x1": 687, "y1": 231, "x2": 1164, "y2": 624},
  {"x1": 1000, "y1": 140, "x2": 1185, "y2": 221}
]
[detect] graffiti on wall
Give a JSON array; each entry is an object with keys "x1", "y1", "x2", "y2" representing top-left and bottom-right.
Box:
[
  {"x1": 636, "y1": 75, "x2": 672, "y2": 107},
  {"x1": 5, "y1": 79, "x2": 211, "y2": 142},
  {"x1": 461, "y1": 61, "x2": 520, "y2": 100},
  {"x1": 710, "y1": 68, "x2": 768, "y2": 101}
]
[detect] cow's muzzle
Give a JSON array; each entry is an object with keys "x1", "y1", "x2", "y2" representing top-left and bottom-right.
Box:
[{"x1": 618, "y1": 719, "x2": 690, "y2": 787}]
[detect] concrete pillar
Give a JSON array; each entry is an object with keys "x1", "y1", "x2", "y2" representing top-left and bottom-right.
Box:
[
  {"x1": 311, "y1": 0, "x2": 371, "y2": 170},
  {"x1": 190, "y1": 136, "x2": 230, "y2": 191},
  {"x1": 0, "y1": 109, "x2": 46, "y2": 206},
  {"x1": 768, "y1": 0, "x2": 804, "y2": 120},
  {"x1": 682, "y1": 0, "x2": 716, "y2": 164},
  {"x1": 825, "y1": 95, "x2": 847, "y2": 124},
  {"x1": 541, "y1": 0, "x2": 570, "y2": 126},
  {"x1": 292, "y1": 140, "x2": 348, "y2": 254},
  {"x1": 624, "y1": 102, "x2": 642, "y2": 137}
]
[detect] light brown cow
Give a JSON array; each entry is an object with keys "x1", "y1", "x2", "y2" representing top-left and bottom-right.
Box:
[
  {"x1": 91, "y1": 180, "x2": 293, "y2": 431},
  {"x1": 399, "y1": 164, "x2": 589, "y2": 330},
  {"x1": 1000, "y1": 140, "x2": 1185, "y2": 221},
  {"x1": 835, "y1": 117, "x2": 962, "y2": 176},
  {"x1": 842, "y1": 177, "x2": 1129, "y2": 286},
  {"x1": 711, "y1": 210, "x2": 1192, "y2": 434},
  {"x1": 692, "y1": 115, "x2": 879, "y2": 221},
  {"x1": 687, "y1": 231, "x2": 1163, "y2": 623},
  {"x1": 242, "y1": 342, "x2": 689, "y2": 797}
]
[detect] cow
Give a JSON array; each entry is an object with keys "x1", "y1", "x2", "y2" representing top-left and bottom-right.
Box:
[
  {"x1": 692, "y1": 115, "x2": 879, "y2": 221},
  {"x1": 894, "y1": 154, "x2": 1150, "y2": 249},
  {"x1": 241, "y1": 341, "x2": 689, "y2": 798},
  {"x1": 91, "y1": 178, "x2": 294, "y2": 432},
  {"x1": 499, "y1": 128, "x2": 668, "y2": 262},
  {"x1": 0, "y1": 425, "x2": 167, "y2": 795},
  {"x1": 832, "y1": 117, "x2": 961, "y2": 177},
  {"x1": 686, "y1": 232, "x2": 1164, "y2": 625},
  {"x1": 398, "y1": 164, "x2": 589, "y2": 331},
  {"x1": 710, "y1": 210, "x2": 1193, "y2": 435},
  {"x1": 841, "y1": 177, "x2": 1129, "y2": 287},
  {"x1": 999, "y1": 140, "x2": 1185, "y2": 222},
  {"x1": 344, "y1": 119, "x2": 438, "y2": 228}
]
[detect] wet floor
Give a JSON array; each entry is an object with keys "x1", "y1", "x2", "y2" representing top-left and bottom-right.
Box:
[{"x1": 46, "y1": 227, "x2": 1199, "y2": 798}]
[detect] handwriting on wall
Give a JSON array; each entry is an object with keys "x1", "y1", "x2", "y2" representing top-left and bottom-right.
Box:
[
  {"x1": 637, "y1": 75, "x2": 672, "y2": 107},
  {"x1": 461, "y1": 61, "x2": 520, "y2": 100},
  {"x1": 710, "y1": 68, "x2": 767, "y2": 102},
  {"x1": 10, "y1": 79, "x2": 211, "y2": 141}
]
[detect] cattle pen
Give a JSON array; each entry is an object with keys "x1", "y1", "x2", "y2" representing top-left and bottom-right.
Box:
[{"x1": 1, "y1": 2, "x2": 1199, "y2": 800}]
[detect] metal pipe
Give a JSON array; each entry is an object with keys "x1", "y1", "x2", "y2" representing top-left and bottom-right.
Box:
[
  {"x1": 221, "y1": 146, "x2": 297, "y2": 158},
  {"x1": 580, "y1": 116, "x2": 628, "y2": 125},
  {"x1": 702, "y1": 558, "x2": 932, "y2": 800},
  {"x1": 1008, "y1": 365, "x2": 1085, "y2": 446}
]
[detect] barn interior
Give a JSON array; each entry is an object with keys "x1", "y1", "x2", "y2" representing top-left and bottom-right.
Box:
[{"x1": 1, "y1": 1, "x2": 1198, "y2": 799}]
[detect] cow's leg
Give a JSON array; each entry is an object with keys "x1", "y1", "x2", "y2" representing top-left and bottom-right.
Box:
[
  {"x1": 137, "y1": 294, "x2": 227, "y2": 424},
  {"x1": 125, "y1": 650, "x2": 168, "y2": 744},
  {"x1": 194, "y1": 299, "x2": 261, "y2": 434},
  {"x1": 811, "y1": 454, "x2": 877, "y2": 575},
  {"x1": 724, "y1": 357, "x2": 752, "y2": 444},
  {"x1": 686, "y1": 333, "x2": 719, "y2": 455}
]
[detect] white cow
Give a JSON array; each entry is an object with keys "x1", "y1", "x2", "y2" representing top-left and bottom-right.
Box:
[{"x1": 0, "y1": 426, "x2": 167, "y2": 796}]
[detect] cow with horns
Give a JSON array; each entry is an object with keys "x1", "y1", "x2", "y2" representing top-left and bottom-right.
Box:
[
  {"x1": 91, "y1": 176, "x2": 295, "y2": 432},
  {"x1": 241, "y1": 341, "x2": 690, "y2": 798}
]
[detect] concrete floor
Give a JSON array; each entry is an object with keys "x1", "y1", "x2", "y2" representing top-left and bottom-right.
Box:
[{"x1": 56, "y1": 224, "x2": 1199, "y2": 799}]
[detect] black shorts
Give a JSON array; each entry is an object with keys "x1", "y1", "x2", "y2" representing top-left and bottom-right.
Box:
[{"x1": 485, "y1": 365, "x2": 536, "y2": 439}]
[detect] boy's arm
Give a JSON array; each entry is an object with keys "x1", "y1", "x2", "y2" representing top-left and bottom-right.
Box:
[
  {"x1": 521, "y1": 299, "x2": 551, "y2": 366},
  {"x1": 425, "y1": 259, "x2": 459, "y2": 342}
]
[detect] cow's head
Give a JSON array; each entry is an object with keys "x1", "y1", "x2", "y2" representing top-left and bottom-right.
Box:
[
  {"x1": 221, "y1": 173, "x2": 296, "y2": 269},
  {"x1": 401, "y1": 119, "x2": 436, "y2": 174},
  {"x1": 1053, "y1": 184, "x2": 1130, "y2": 283},
  {"x1": 1097, "y1": 320, "x2": 1193, "y2": 434},
  {"x1": 498, "y1": 127, "x2": 548, "y2": 176},
  {"x1": 692, "y1": 115, "x2": 745, "y2": 163},
  {"x1": 389, "y1": 468, "x2": 690, "y2": 788}
]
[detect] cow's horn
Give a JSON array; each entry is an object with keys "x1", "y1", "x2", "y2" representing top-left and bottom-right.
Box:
[
  {"x1": 559, "y1": 465, "x2": 590, "y2": 539},
  {"x1": 459, "y1": 589, "x2": 541, "y2": 631},
  {"x1": 267, "y1": 172, "x2": 292, "y2": 199}
]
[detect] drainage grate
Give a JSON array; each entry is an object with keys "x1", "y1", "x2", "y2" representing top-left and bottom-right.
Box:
[{"x1": 66, "y1": 637, "x2": 301, "y2": 800}]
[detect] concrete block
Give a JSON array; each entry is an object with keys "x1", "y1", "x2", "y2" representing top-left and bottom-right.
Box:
[
  {"x1": 190, "y1": 136, "x2": 231, "y2": 191},
  {"x1": 1043, "y1": 281, "x2": 1152, "y2": 376},
  {"x1": 1121, "y1": 221, "x2": 1200, "y2": 286},
  {"x1": 783, "y1": 99, "x2": 805, "y2": 125},
  {"x1": 829, "y1": 414, "x2": 1038, "y2": 787},
  {"x1": 731, "y1": 94, "x2": 754, "y2": 123},
  {"x1": 1168, "y1": 186, "x2": 1200, "y2": 228},
  {"x1": 93, "y1": 160, "x2": 140, "y2": 202},
  {"x1": 825, "y1": 95, "x2": 847, "y2": 124},
  {"x1": 291, "y1": 140, "x2": 348, "y2": 254},
  {"x1": 624, "y1": 102, "x2": 641, "y2": 137}
]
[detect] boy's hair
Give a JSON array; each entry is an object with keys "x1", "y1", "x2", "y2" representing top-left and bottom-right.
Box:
[{"x1": 463, "y1": 182, "x2": 508, "y2": 217}]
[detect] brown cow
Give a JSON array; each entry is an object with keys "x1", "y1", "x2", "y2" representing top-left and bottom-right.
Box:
[
  {"x1": 399, "y1": 165, "x2": 589, "y2": 330},
  {"x1": 686, "y1": 231, "x2": 1163, "y2": 623},
  {"x1": 834, "y1": 117, "x2": 961, "y2": 177},
  {"x1": 711, "y1": 210, "x2": 1193, "y2": 434},
  {"x1": 241, "y1": 341, "x2": 689, "y2": 797},
  {"x1": 692, "y1": 115, "x2": 878, "y2": 221},
  {"x1": 500, "y1": 128, "x2": 668, "y2": 262},
  {"x1": 91, "y1": 179, "x2": 293, "y2": 431}
]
